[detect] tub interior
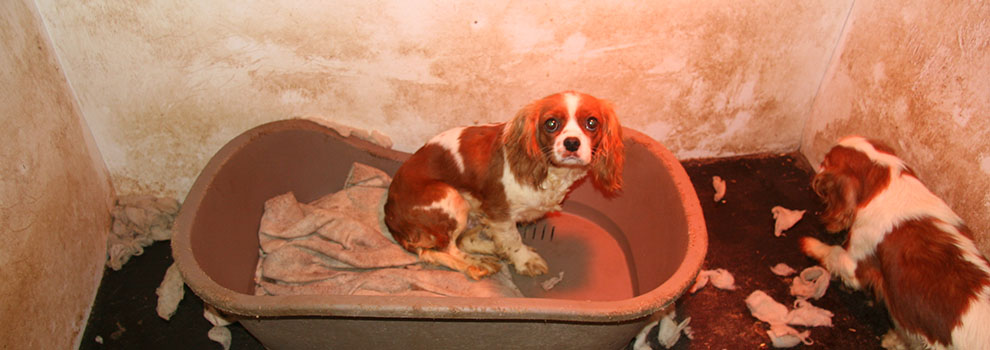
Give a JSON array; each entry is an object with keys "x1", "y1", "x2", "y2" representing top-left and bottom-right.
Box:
[
  {"x1": 187, "y1": 123, "x2": 407, "y2": 296},
  {"x1": 513, "y1": 140, "x2": 688, "y2": 300},
  {"x1": 183, "y1": 119, "x2": 695, "y2": 306},
  {"x1": 512, "y1": 211, "x2": 635, "y2": 300},
  {"x1": 510, "y1": 140, "x2": 691, "y2": 300}
]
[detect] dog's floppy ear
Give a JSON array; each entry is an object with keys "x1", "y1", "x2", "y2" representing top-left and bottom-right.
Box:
[
  {"x1": 812, "y1": 171, "x2": 857, "y2": 233},
  {"x1": 813, "y1": 142, "x2": 895, "y2": 233},
  {"x1": 590, "y1": 99, "x2": 624, "y2": 194},
  {"x1": 502, "y1": 102, "x2": 548, "y2": 189}
]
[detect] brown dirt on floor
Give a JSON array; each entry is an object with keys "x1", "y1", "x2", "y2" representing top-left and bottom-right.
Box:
[{"x1": 643, "y1": 152, "x2": 891, "y2": 350}]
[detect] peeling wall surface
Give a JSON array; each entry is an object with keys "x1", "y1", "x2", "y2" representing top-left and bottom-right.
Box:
[
  {"x1": 0, "y1": 0, "x2": 114, "y2": 349},
  {"x1": 35, "y1": 0, "x2": 852, "y2": 199},
  {"x1": 803, "y1": 0, "x2": 990, "y2": 254},
  {"x1": 9, "y1": 0, "x2": 990, "y2": 343}
]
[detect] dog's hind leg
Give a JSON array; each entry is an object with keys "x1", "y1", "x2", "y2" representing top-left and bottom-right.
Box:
[
  {"x1": 457, "y1": 213, "x2": 498, "y2": 256},
  {"x1": 392, "y1": 186, "x2": 500, "y2": 280},
  {"x1": 418, "y1": 245, "x2": 500, "y2": 280}
]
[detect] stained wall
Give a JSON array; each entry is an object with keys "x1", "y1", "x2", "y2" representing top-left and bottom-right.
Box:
[
  {"x1": 802, "y1": 0, "x2": 990, "y2": 253},
  {"x1": 35, "y1": 0, "x2": 852, "y2": 199},
  {"x1": 0, "y1": 0, "x2": 115, "y2": 348},
  {"x1": 8, "y1": 0, "x2": 990, "y2": 344}
]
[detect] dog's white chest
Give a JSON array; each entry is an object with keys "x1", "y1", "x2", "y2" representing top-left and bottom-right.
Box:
[{"x1": 502, "y1": 165, "x2": 586, "y2": 223}]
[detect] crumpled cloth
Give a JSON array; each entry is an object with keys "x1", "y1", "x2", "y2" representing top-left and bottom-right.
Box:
[
  {"x1": 689, "y1": 268, "x2": 736, "y2": 293},
  {"x1": 787, "y1": 299, "x2": 834, "y2": 327},
  {"x1": 765, "y1": 323, "x2": 812, "y2": 348},
  {"x1": 771, "y1": 206, "x2": 805, "y2": 237},
  {"x1": 712, "y1": 176, "x2": 727, "y2": 202},
  {"x1": 203, "y1": 305, "x2": 233, "y2": 350},
  {"x1": 254, "y1": 162, "x2": 521, "y2": 298},
  {"x1": 155, "y1": 262, "x2": 184, "y2": 320},
  {"x1": 746, "y1": 290, "x2": 835, "y2": 348},
  {"x1": 632, "y1": 309, "x2": 694, "y2": 349},
  {"x1": 107, "y1": 195, "x2": 180, "y2": 270},
  {"x1": 541, "y1": 271, "x2": 565, "y2": 291},
  {"x1": 790, "y1": 266, "x2": 830, "y2": 300},
  {"x1": 770, "y1": 263, "x2": 797, "y2": 276},
  {"x1": 745, "y1": 290, "x2": 814, "y2": 348}
]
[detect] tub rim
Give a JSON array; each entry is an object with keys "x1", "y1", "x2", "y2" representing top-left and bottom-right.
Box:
[{"x1": 171, "y1": 119, "x2": 707, "y2": 323}]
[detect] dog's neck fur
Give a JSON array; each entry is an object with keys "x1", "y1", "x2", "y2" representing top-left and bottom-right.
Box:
[{"x1": 500, "y1": 152, "x2": 586, "y2": 223}]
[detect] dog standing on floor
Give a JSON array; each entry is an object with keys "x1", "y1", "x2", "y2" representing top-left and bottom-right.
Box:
[
  {"x1": 801, "y1": 136, "x2": 990, "y2": 349},
  {"x1": 384, "y1": 91, "x2": 624, "y2": 280}
]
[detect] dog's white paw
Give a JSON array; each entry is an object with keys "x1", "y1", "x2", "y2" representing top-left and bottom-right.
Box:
[
  {"x1": 800, "y1": 237, "x2": 829, "y2": 261},
  {"x1": 512, "y1": 249, "x2": 548, "y2": 276}
]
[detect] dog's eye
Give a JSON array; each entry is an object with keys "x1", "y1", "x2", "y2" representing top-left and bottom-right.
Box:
[
  {"x1": 544, "y1": 118, "x2": 560, "y2": 132},
  {"x1": 584, "y1": 117, "x2": 599, "y2": 131}
]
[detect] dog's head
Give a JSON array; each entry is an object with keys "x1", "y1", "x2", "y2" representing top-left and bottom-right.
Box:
[
  {"x1": 502, "y1": 91, "x2": 624, "y2": 193},
  {"x1": 812, "y1": 136, "x2": 911, "y2": 232}
]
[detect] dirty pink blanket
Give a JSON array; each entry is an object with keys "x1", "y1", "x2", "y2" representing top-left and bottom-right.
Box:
[{"x1": 253, "y1": 163, "x2": 521, "y2": 298}]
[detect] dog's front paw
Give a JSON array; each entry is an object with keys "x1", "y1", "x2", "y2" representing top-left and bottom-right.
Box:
[
  {"x1": 514, "y1": 252, "x2": 549, "y2": 276},
  {"x1": 800, "y1": 237, "x2": 829, "y2": 261}
]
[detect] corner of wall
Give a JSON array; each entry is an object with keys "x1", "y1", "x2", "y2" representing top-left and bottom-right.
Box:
[
  {"x1": 1, "y1": 0, "x2": 115, "y2": 349},
  {"x1": 799, "y1": 0, "x2": 857, "y2": 164}
]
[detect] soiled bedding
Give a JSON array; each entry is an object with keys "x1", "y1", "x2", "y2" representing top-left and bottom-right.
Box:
[{"x1": 253, "y1": 162, "x2": 522, "y2": 298}]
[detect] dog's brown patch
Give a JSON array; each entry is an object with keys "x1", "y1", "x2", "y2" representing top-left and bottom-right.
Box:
[{"x1": 868, "y1": 219, "x2": 990, "y2": 346}]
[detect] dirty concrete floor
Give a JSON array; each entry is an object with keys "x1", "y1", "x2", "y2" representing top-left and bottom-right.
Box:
[
  {"x1": 80, "y1": 152, "x2": 890, "y2": 350},
  {"x1": 646, "y1": 152, "x2": 892, "y2": 350},
  {"x1": 78, "y1": 241, "x2": 264, "y2": 350}
]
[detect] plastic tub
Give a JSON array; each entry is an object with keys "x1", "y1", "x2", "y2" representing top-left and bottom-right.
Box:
[{"x1": 172, "y1": 119, "x2": 707, "y2": 349}]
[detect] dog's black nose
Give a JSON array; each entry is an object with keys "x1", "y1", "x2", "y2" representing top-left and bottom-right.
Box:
[{"x1": 563, "y1": 137, "x2": 580, "y2": 152}]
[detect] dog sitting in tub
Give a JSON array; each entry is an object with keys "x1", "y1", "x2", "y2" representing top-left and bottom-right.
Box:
[{"x1": 384, "y1": 91, "x2": 625, "y2": 280}]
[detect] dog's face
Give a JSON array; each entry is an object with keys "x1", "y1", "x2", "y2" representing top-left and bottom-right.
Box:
[
  {"x1": 812, "y1": 136, "x2": 909, "y2": 232},
  {"x1": 503, "y1": 91, "x2": 624, "y2": 193},
  {"x1": 543, "y1": 93, "x2": 603, "y2": 166}
]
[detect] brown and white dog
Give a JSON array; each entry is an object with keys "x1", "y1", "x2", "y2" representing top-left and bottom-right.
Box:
[
  {"x1": 384, "y1": 91, "x2": 624, "y2": 280},
  {"x1": 801, "y1": 136, "x2": 990, "y2": 349}
]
